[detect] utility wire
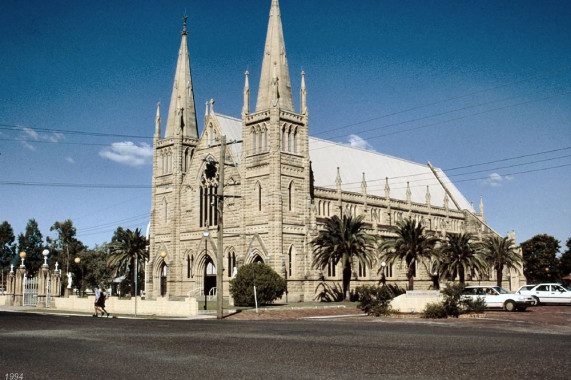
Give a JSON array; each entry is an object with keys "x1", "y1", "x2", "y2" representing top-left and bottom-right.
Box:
[{"x1": 313, "y1": 65, "x2": 571, "y2": 137}]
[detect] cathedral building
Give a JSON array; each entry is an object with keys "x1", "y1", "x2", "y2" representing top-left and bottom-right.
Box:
[{"x1": 146, "y1": 0, "x2": 523, "y2": 302}]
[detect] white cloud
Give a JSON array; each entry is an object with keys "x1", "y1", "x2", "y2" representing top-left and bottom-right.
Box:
[
  {"x1": 99, "y1": 141, "x2": 153, "y2": 167},
  {"x1": 17, "y1": 126, "x2": 65, "y2": 149},
  {"x1": 480, "y1": 172, "x2": 515, "y2": 187},
  {"x1": 65, "y1": 157, "x2": 75, "y2": 164},
  {"x1": 347, "y1": 134, "x2": 375, "y2": 151}
]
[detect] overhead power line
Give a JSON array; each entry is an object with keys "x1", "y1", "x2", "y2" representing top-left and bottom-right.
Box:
[
  {"x1": 0, "y1": 181, "x2": 150, "y2": 189},
  {"x1": 313, "y1": 65, "x2": 571, "y2": 137}
]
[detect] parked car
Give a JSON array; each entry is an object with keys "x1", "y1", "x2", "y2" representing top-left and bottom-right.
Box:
[
  {"x1": 515, "y1": 284, "x2": 536, "y2": 294},
  {"x1": 461, "y1": 285, "x2": 534, "y2": 312},
  {"x1": 516, "y1": 283, "x2": 571, "y2": 305}
]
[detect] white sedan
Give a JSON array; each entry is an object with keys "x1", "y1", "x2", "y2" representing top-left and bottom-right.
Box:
[
  {"x1": 461, "y1": 285, "x2": 534, "y2": 311},
  {"x1": 517, "y1": 283, "x2": 571, "y2": 305}
]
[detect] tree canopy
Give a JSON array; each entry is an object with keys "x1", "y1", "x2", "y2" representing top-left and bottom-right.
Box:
[
  {"x1": 521, "y1": 234, "x2": 561, "y2": 283},
  {"x1": 311, "y1": 215, "x2": 377, "y2": 300},
  {"x1": 0, "y1": 221, "x2": 16, "y2": 269},
  {"x1": 482, "y1": 235, "x2": 522, "y2": 287},
  {"x1": 378, "y1": 218, "x2": 439, "y2": 290},
  {"x1": 107, "y1": 227, "x2": 148, "y2": 296},
  {"x1": 438, "y1": 232, "x2": 486, "y2": 284}
]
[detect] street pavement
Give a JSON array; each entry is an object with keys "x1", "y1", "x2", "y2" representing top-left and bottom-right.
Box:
[{"x1": 1, "y1": 307, "x2": 569, "y2": 379}]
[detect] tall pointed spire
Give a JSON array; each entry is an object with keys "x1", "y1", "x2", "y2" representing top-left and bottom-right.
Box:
[
  {"x1": 255, "y1": 0, "x2": 294, "y2": 112},
  {"x1": 165, "y1": 14, "x2": 198, "y2": 139}
]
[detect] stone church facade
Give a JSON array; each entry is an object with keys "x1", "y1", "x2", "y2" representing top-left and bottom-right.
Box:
[{"x1": 146, "y1": 0, "x2": 523, "y2": 302}]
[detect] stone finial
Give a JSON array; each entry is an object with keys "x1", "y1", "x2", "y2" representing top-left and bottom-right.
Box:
[
  {"x1": 155, "y1": 101, "x2": 161, "y2": 137},
  {"x1": 181, "y1": 14, "x2": 188, "y2": 35},
  {"x1": 384, "y1": 177, "x2": 390, "y2": 200},
  {"x1": 479, "y1": 196, "x2": 484, "y2": 218},
  {"x1": 300, "y1": 71, "x2": 307, "y2": 115},
  {"x1": 335, "y1": 167, "x2": 342, "y2": 189},
  {"x1": 242, "y1": 71, "x2": 250, "y2": 116},
  {"x1": 426, "y1": 185, "x2": 431, "y2": 207},
  {"x1": 406, "y1": 182, "x2": 412, "y2": 204}
]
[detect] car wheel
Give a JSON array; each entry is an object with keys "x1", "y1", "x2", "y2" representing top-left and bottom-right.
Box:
[
  {"x1": 532, "y1": 296, "x2": 540, "y2": 306},
  {"x1": 504, "y1": 300, "x2": 516, "y2": 312}
]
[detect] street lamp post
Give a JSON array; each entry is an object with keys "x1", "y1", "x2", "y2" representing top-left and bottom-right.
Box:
[
  {"x1": 74, "y1": 257, "x2": 83, "y2": 296},
  {"x1": 202, "y1": 232, "x2": 209, "y2": 311},
  {"x1": 42, "y1": 249, "x2": 50, "y2": 306},
  {"x1": 380, "y1": 261, "x2": 386, "y2": 286},
  {"x1": 249, "y1": 252, "x2": 259, "y2": 314}
]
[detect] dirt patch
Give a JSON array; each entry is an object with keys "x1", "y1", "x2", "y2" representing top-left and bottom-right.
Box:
[
  {"x1": 224, "y1": 305, "x2": 571, "y2": 326},
  {"x1": 224, "y1": 306, "x2": 365, "y2": 320}
]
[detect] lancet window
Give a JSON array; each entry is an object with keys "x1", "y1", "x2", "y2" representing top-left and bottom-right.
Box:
[
  {"x1": 199, "y1": 162, "x2": 218, "y2": 227},
  {"x1": 281, "y1": 124, "x2": 298, "y2": 153},
  {"x1": 251, "y1": 124, "x2": 268, "y2": 155}
]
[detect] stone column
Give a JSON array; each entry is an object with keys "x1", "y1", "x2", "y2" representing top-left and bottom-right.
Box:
[
  {"x1": 51, "y1": 270, "x2": 61, "y2": 297},
  {"x1": 13, "y1": 266, "x2": 26, "y2": 306},
  {"x1": 37, "y1": 265, "x2": 49, "y2": 307},
  {"x1": 5, "y1": 269, "x2": 15, "y2": 306}
]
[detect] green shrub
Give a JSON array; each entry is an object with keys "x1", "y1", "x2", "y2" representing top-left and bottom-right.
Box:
[
  {"x1": 440, "y1": 283, "x2": 465, "y2": 318},
  {"x1": 421, "y1": 302, "x2": 448, "y2": 319},
  {"x1": 229, "y1": 263, "x2": 286, "y2": 306},
  {"x1": 355, "y1": 284, "x2": 404, "y2": 316},
  {"x1": 314, "y1": 282, "x2": 346, "y2": 302},
  {"x1": 463, "y1": 296, "x2": 486, "y2": 313}
]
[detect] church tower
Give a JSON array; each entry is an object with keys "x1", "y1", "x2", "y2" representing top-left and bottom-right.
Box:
[
  {"x1": 148, "y1": 16, "x2": 199, "y2": 298},
  {"x1": 241, "y1": 0, "x2": 311, "y2": 280}
]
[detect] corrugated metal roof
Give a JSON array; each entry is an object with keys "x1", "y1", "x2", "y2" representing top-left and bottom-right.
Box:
[
  {"x1": 215, "y1": 115, "x2": 473, "y2": 212},
  {"x1": 215, "y1": 114, "x2": 243, "y2": 164}
]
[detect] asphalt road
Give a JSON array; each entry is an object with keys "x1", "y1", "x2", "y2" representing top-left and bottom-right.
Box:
[{"x1": 1, "y1": 311, "x2": 569, "y2": 380}]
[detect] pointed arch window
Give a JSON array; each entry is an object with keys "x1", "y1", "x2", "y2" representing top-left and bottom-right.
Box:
[
  {"x1": 227, "y1": 251, "x2": 236, "y2": 277},
  {"x1": 327, "y1": 261, "x2": 336, "y2": 277},
  {"x1": 293, "y1": 129, "x2": 298, "y2": 153},
  {"x1": 358, "y1": 261, "x2": 367, "y2": 278},
  {"x1": 288, "y1": 182, "x2": 294, "y2": 211},
  {"x1": 199, "y1": 163, "x2": 218, "y2": 227},
  {"x1": 255, "y1": 182, "x2": 262, "y2": 212},
  {"x1": 287, "y1": 246, "x2": 293, "y2": 277}
]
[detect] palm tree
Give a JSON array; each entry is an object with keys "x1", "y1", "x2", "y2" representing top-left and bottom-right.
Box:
[
  {"x1": 438, "y1": 232, "x2": 486, "y2": 284},
  {"x1": 378, "y1": 218, "x2": 439, "y2": 290},
  {"x1": 482, "y1": 235, "x2": 522, "y2": 287},
  {"x1": 311, "y1": 215, "x2": 376, "y2": 300},
  {"x1": 107, "y1": 227, "x2": 148, "y2": 296}
]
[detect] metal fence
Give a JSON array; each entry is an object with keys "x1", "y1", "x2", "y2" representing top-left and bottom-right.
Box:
[{"x1": 23, "y1": 277, "x2": 38, "y2": 306}]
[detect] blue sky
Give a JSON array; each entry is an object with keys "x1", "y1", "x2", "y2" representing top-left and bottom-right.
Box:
[{"x1": 1, "y1": 0, "x2": 570, "y2": 250}]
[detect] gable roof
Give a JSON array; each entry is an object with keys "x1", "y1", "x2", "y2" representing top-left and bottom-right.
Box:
[{"x1": 213, "y1": 114, "x2": 473, "y2": 212}]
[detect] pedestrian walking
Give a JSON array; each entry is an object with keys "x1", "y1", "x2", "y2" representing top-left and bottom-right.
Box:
[
  {"x1": 98, "y1": 288, "x2": 110, "y2": 318},
  {"x1": 93, "y1": 286, "x2": 101, "y2": 317}
]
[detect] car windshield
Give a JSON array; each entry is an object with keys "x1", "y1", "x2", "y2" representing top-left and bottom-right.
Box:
[
  {"x1": 492, "y1": 286, "x2": 510, "y2": 294},
  {"x1": 562, "y1": 284, "x2": 571, "y2": 291}
]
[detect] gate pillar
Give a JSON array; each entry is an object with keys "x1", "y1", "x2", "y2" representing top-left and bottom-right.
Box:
[
  {"x1": 4, "y1": 269, "x2": 15, "y2": 306},
  {"x1": 37, "y1": 265, "x2": 49, "y2": 307},
  {"x1": 51, "y1": 269, "x2": 61, "y2": 297},
  {"x1": 13, "y1": 266, "x2": 26, "y2": 306}
]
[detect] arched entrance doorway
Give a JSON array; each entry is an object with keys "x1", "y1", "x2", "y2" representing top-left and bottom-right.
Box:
[{"x1": 203, "y1": 256, "x2": 216, "y2": 297}]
